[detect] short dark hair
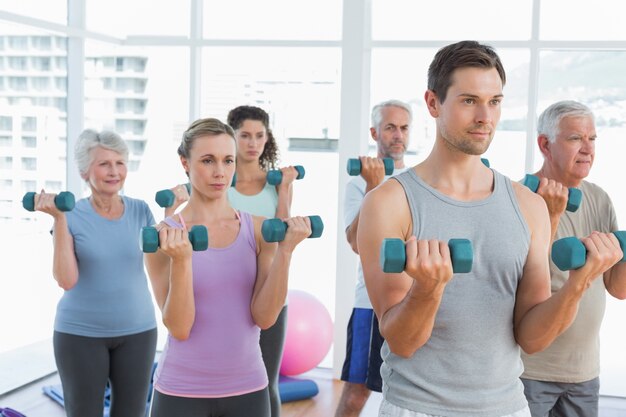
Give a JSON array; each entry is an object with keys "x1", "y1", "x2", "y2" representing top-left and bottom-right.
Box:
[
  {"x1": 227, "y1": 105, "x2": 280, "y2": 171},
  {"x1": 427, "y1": 40, "x2": 506, "y2": 103}
]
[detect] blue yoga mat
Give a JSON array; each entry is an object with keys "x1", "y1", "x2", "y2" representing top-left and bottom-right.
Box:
[
  {"x1": 278, "y1": 375, "x2": 319, "y2": 403},
  {"x1": 42, "y1": 384, "x2": 150, "y2": 417},
  {"x1": 0, "y1": 408, "x2": 28, "y2": 417},
  {"x1": 43, "y1": 362, "x2": 156, "y2": 417},
  {"x1": 43, "y1": 369, "x2": 318, "y2": 410}
]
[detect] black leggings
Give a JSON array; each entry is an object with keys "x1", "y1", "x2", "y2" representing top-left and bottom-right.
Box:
[
  {"x1": 53, "y1": 328, "x2": 157, "y2": 417},
  {"x1": 260, "y1": 305, "x2": 287, "y2": 417},
  {"x1": 150, "y1": 387, "x2": 270, "y2": 417}
]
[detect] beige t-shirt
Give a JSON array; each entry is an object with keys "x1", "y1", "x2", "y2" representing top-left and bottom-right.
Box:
[{"x1": 521, "y1": 180, "x2": 618, "y2": 383}]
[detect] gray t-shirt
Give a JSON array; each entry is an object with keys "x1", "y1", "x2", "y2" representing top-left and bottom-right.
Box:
[
  {"x1": 521, "y1": 180, "x2": 618, "y2": 383},
  {"x1": 54, "y1": 196, "x2": 157, "y2": 337},
  {"x1": 382, "y1": 169, "x2": 530, "y2": 417}
]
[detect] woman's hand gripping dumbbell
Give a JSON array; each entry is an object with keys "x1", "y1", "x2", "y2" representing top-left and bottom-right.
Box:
[
  {"x1": 267, "y1": 165, "x2": 305, "y2": 185},
  {"x1": 140, "y1": 224, "x2": 208, "y2": 253},
  {"x1": 23, "y1": 190, "x2": 75, "y2": 213},
  {"x1": 261, "y1": 215, "x2": 324, "y2": 245},
  {"x1": 232, "y1": 165, "x2": 305, "y2": 187},
  {"x1": 155, "y1": 183, "x2": 191, "y2": 208}
]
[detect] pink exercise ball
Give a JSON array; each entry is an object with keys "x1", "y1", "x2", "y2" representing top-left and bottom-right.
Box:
[{"x1": 280, "y1": 290, "x2": 333, "y2": 376}]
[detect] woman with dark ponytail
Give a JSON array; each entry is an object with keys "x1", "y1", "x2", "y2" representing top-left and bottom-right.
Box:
[{"x1": 227, "y1": 105, "x2": 299, "y2": 417}]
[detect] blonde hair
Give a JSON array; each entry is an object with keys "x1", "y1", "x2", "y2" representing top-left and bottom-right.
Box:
[{"x1": 178, "y1": 118, "x2": 235, "y2": 159}]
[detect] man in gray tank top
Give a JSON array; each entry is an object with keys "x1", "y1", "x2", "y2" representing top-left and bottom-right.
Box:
[
  {"x1": 357, "y1": 41, "x2": 624, "y2": 417},
  {"x1": 520, "y1": 102, "x2": 626, "y2": 417}
]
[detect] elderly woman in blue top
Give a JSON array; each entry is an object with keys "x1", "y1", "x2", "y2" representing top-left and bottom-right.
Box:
[{"x1": 35, "y1": 129, "x2": 157, "y2": 417}]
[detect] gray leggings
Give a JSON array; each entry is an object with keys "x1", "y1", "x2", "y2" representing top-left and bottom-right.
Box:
[
  {"x1": 53, "y1": 328, "x2": 157, "y2": 417},
  {"x1": 260, "y1": 305, "x2": 287, "y2": 417},
  {"x1": 150, "y1": 387, "x2": 270, "y2": 417}
]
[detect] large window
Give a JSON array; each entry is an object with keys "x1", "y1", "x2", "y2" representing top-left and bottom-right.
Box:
[
  {"x1": 540, "y1": 0, "x2": 626, "y2": 40},
  {"x1": 202, "y1": 0, "x2": 342, "y2": 40},
  {"x1": 83, "y1": 42, "x2": 190, "y2": 204},
  {"x1": 368, "y1": 1, "x2": 626, "y2": 398},
  {"x1": 0, "y1": 0, "x2": 67, "y2": 25},
  {"x1": 371, "y1": 48, "x2": 530, "y2": 179},
  {"x1": 372, "y1": 0, "x2": 532, "y2": 41},
  {"x1": 201, "y1": 46, "x2": 341, "y2": 366},
  {"x1": 2, "y1": 0, "x2": 626, "y2": 397},
  {"x1": 86, "y1": 0, "x2": 191, "y2": 37},
  {"x1": 0, "y1": 21, "x2": 67, "y2": 354},
  {"x1": 534, "y1": 50, "x2": 626, "y2": 396}
]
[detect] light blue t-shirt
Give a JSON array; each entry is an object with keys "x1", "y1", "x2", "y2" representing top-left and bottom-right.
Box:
[
  {"x1": 228, "y1": 182, "x2": 278, "y2": 219},
  {"x1": 54, "y1": 196, "x2": 157, "y2": 337},
  {"x1": 228, "y1": 180, "x2": 286, "y2": 306}
]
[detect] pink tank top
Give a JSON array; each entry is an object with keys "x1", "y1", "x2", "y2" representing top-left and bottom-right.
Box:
[{"x1": 154, "y1": 211, "x2": 268, "y2": 397}]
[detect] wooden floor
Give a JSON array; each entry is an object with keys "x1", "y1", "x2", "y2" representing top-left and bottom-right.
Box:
[
  {"x1": 3, "y1": 370, "x2": 626, "y2": 417},
  {"x1": 0, "y1": 368, "x2": 383, "y2": 417},
  {"x1": 282, "y1": 370, "x2": 344, "y2": 417}
]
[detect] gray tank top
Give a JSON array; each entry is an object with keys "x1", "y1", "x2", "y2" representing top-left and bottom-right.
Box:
[{"x1": 382, "y1": 169, "x2": 530, "y2": 417}]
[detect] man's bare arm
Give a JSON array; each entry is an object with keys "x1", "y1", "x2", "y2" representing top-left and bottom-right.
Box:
[
  {"x1": 358, "y1": 180, "x2": 452, "y2": 358},
  {"x1": 603, "y1": 248, "x2": 626, "y2": 299}
]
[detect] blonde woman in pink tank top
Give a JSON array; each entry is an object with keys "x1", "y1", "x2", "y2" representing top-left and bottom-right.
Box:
[{"x1": 144, "y1": 118, "x2": 311, "y2": 417}]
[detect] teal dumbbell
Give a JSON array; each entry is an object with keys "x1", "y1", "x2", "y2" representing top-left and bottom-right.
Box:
[
  {"x1": 261, "y1": 215, "x2": 324, "y2": 242},
  {"x1": 522, "y1": 174, "x2": 582, "y2": 212},
  {"x1": 551, "y1": 231, "x2": 626, "y2": 271},
  {"x1": 267, "y1": 166, "x2": 305, "y2": 186},
  {"x1": 22, "y1": 191, "x2": 75, "y2": 212},
  {"x1": 140, "y1": 224, "x2": 209, "y2": 253},
  {"x1": 155, "y1": 183, "x2": 191, "y2": 208},
  {"x1": 380, "y1": 238, "x2": 473, "y2": 274},
  {"x1": 481, "y1": 158, "x2": 490, "y2": 167},
  {"x1": 347, "y1": 158, "x2": 394, "y2": 176}
]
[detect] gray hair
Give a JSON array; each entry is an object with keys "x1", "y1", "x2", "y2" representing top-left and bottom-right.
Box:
[
  {"x1": 371, "y1": 100, "x2": 413, "y2": 133},
  {"x1": 75, "y1": 129, "x2": 129, "y2": 176},
  {"x1": 537, "y1": 100, "x2": 595, "y2": 143}
]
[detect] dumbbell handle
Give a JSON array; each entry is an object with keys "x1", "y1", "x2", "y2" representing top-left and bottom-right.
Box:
[
  {"x1": 380, "y1": 238, "x2": 473, "y2": 274},
  {"x1": 155, "y1": 183, "x2": 191, "y2": 208},
  {"x1": 261, "y1": 215, "x2": 324, "y2": 242},
  {"x1": 347, "y1": 158, "x2": 394, "y2": 176},
  {"x1": 552, "y1": 231, "x2": 626, "y2": 271},
  {"x1": 267, "y1": 166, "x2": 305, "y2": 186},
  {"x1": 140, "y1": 225, "x2": 209, "y2": 253},
  {"x1": 522, "y1": 174, "x2": 582, "y2": 212},
  {"x1": 22, "y1": 191, "x2": 75, "y2": 212}
]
